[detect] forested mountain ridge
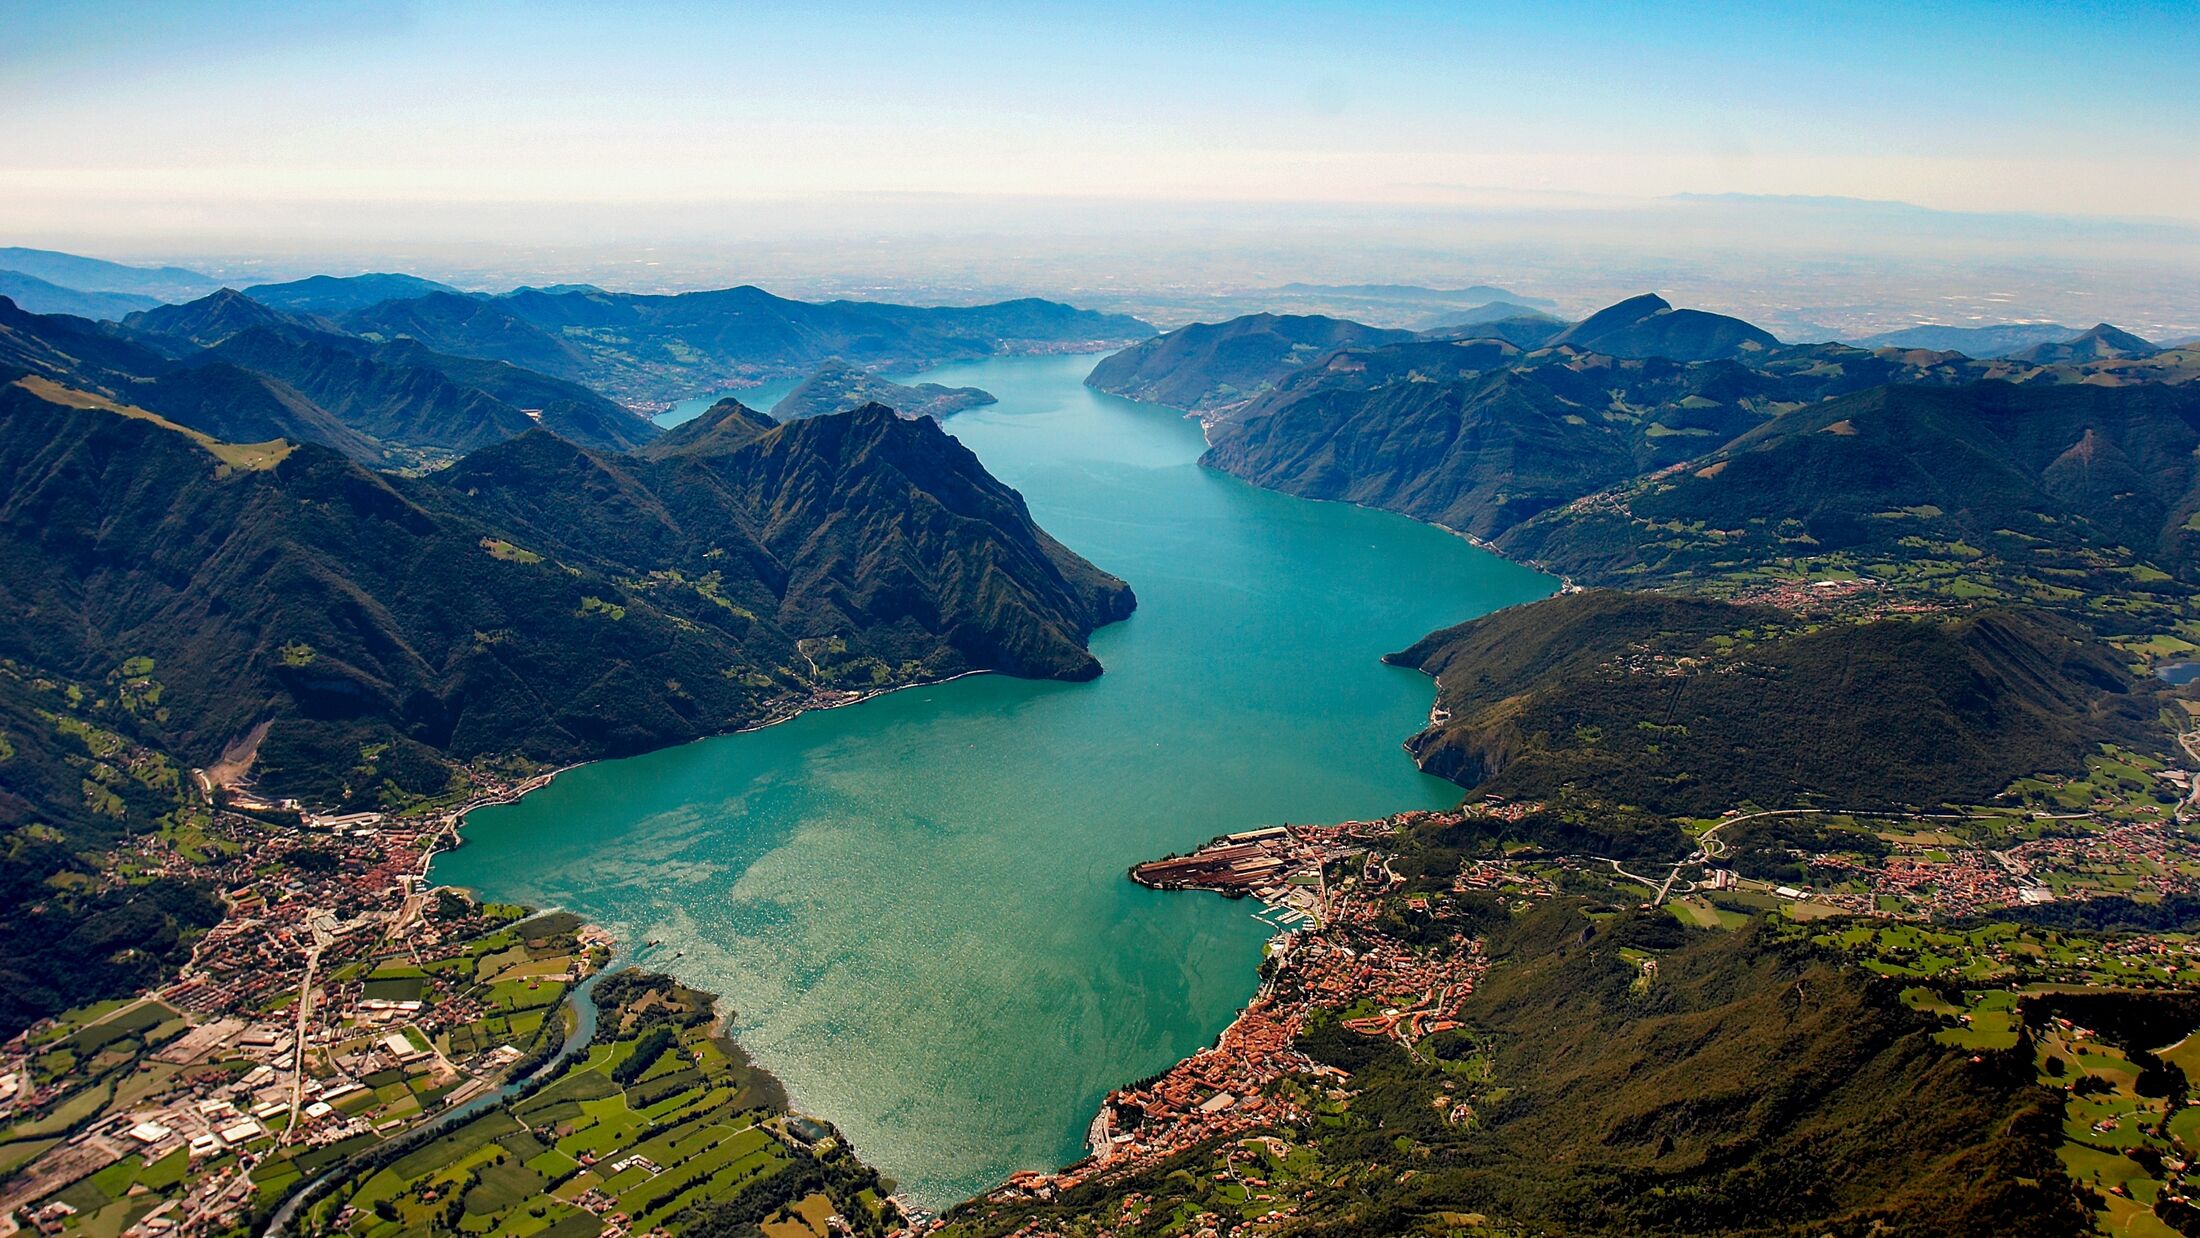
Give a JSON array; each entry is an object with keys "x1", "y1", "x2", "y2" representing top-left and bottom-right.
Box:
[
  {"x1": 0, "y1": 383, "x2": 1133, "y2": 817},
  {"x1": 2, "y1": 294, "x2": 662, "y2": 464},
  {"x1": 1387, "y1": 590, "x2": 2155, "y2": 824},
  {"x1": 446, "y1": 285, "x2": 1154, "y2": 405},
  {"x1": 769, "y1": 359, "x2": 996, "y2": 421},
  {"x1": 948, "y1": 866, "x2": 2094, "y2": 1238},
  {"x1": 1084, "y1": 313, "x2": 1417, "y2": 414},
  {"x1": 1496, "y1": 380, "x2": 2200, "y2": 625},
  {"x1": 1087, "y1": 295, "x2": 2200, "y2": 639}
]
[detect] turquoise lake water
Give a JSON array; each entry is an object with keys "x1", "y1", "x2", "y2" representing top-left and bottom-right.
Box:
[
  {"x1": 434, "y1": 353, "x2": 1554, "y2": 1204},
  {"x1": 657, "y1": 376, "x2": 805, "y2": 426}
]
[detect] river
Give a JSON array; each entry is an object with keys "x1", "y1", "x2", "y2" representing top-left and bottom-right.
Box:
[{"x1": 432, "y1": 352, "x2": 1554, "y2": 1204}]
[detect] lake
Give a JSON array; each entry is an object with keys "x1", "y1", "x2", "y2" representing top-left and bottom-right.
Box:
[
  {"x1": 657, "y1": 376, "x2": 806, "y2": 427},
  {"x1": 434, "y1": 353, "x2": 1554, "y2": 1204}
]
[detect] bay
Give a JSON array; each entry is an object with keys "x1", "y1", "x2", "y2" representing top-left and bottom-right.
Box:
[
  {"x1": 657, "y1": 375, "x2": 806, "y2": 426},
  {"x1": 434, "y1": 352, "x2": 1554, "y2": 1204}
]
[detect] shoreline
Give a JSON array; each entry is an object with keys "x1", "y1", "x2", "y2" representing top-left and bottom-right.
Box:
[
  {"x1": 442, "y1": 667, "x2": 999, "y2": 837},
  {"x1": 1161, "y1": 396, "x2": 1576, "y2": 595},
  {"x1": 415, "y1": 664, "x2": 1012, "y2": 1207}
]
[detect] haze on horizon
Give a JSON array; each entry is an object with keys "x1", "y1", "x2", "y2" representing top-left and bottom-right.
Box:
[{"x1": 4, "y1": 0, "x2": 2199, "y2": 334}]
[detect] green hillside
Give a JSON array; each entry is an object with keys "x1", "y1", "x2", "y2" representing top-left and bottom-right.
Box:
[
  {"x1": 1497, "y1": 381, "x2": 2200, "y2": 630},
  {"x1": 1388, "y1": 591, "x2": 2156, "y2": 820},
  {"x1": 0, "y1": 386, "x2": 1133, "y2": 812}
]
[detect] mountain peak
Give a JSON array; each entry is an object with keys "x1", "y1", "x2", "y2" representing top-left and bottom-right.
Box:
[
  {"x1": 122, "y1": 287, "x2": 305, "y2": 348},
  {"x1": 2008, "y1": 322, "x2": 2159, "y2": 365},
  {"x1": 1546, "y1": 293, "x2": 1775, "y2": 361},
  {"x1": 771, "y1": 364, "x2": 997, "y2": 423},
  {"x1": 634, "y1": 397, "x2": 778, "y2": 460}
]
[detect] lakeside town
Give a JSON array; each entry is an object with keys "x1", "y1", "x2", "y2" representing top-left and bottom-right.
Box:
[
  {"x1": 0, "y1": 756, "x2": 898, "y2": 1238},
  {"x1": 0, "y1": 767, "x2": 592, "y2": 1234},
  {"x1": 15, "y1": 716, "x2": 2200, "y2": 1238},
  {"x1": 949, "y1": 746, "x2": 2200, "y2": 1234}
]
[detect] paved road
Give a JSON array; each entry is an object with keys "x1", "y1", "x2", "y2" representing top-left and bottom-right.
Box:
[
  {"x1": 279, "y1": 945, "x2": 322, "y2": 1143},
  {"x1": 1607, "y1": 805, "x2": 2093, "y2": 907},
  {"x1": 260, "y1": 941, "x2": 642, "y2": 1236}
]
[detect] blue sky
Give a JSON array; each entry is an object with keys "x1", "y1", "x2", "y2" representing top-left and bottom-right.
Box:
[{"x1": 2, "y1": 0, "x2": 2195, "y2": 237}]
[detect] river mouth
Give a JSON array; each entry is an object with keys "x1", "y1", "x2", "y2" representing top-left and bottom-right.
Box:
[{"x1": 432, "y1": 353, "x2": 1555, "y2": 1205}]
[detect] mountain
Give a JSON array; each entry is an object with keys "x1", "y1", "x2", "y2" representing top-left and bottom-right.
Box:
[
  {"x1": 1387, "y1": 591, "x2": 2150, "y2": 819},
  {"x1": 364, "y1": 337, "x2": 661, "y2": 453},
  {"x1": 122, "y1": 287, "x2": 334, "y2": 348},
  {"x1": 341, "y1": 290, "x2": 592, "y2": 380},
  {"x1": 183, "y1": 326, "x2": 541, "y2": 458},
  {"x1": 636, "y1": 396, "x2": 780, "y2": 460},
  {"x1": 770, "y1": 360, "x2": 995, "y2": 421},
  {"x1": 4, "y1": 295, "x2": 650, "y2": 465},
  {"x1": 1192, "y1": 332, "x2": 1909, "y2": 537},
  {"x1": 0, "y1": 247, "x2": 219, "y2": 302},
  {"x1": 1101, "y1": 302, "x2": 2200, "y2": 620},
  {"x1": 121, "y1": 361, "x2": 384, "y2": 461},
  {"x1": 1497, "y1": 381, "x2": 2200, "y2": 610},
  {"x1": 1545, "y1": 292, "x2": 1781, "y2": 360},
  {"x1": 1203, "y1": 361, "x2": 1733, "y2": 538},
  {"x1": 1853, "y1": 322, "x2": 2077, "y2": 356},
  {"x1": 957, "y1": 887, "x2": 2089, "y2": 1238},
  {"x1": 0, "y1": 295, "x2": 182, "y2": 388},
  {"x1": 1083, "y1": 313, "x2": 1416, "y2": 413},
  {"x1": 445, "y1": 286, "x2": 1154, "y2": 405},
  {"x1": 2007, "y1": 322, "x2": 2159, "y2": 365},
  {"x1": 0, "y1": 270, "x2": 161, "y2": 320},
  {"x1": 1429, "y1": 300, "x2": 1564, "y2": 330},
  {"x1": 1089, "y1": 297, "x2": 1785, "y2": 421},
  {"x1": 1424, "y1": 312, "x2": 1576, "y2": 349},
  {"x1": 243, "y1": 272, "x2": 461, "y2": 314},
  {"x1": 0, "y1": 386, "x2": 1133, "y2": 815}
]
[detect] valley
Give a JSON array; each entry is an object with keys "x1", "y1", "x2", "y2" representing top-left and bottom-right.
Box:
[
  {"x1": 10, "y1": 9, "x2": 2200, "y2": 1237},
  {"x1": 11, "y1": 279, "x2": 2200, "y2": 1238}
]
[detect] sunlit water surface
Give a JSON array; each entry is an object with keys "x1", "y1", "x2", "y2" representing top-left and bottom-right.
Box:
[{"x1": 436, "y1": 353, "x2": 1553, "y2": 1204}]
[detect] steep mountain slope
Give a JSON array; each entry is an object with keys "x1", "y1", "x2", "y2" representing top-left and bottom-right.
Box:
[
  {"x1": 186, "y1": 326, "x2": 539, "y2": 457},
  {"x1": 341, "y1": 291, "x2": 593, "y2": 380},
  {"x1": 0, "y1": 384, "x2": 1132, "y2": 811},
  {"x1": 0, "y1": 270, "x2": 160, "y2": 320},
  {"x1": 1387, "y1": 591, "x2": 2150, "y2": 818},
  {"x1": 126, "y1": 362, "x2": 384, "y2": 461},
  {"x1": 364, "y1": 337, "x2": 660, "y2": 452},
  {"x1": 1083, "y1": 313, "x2": 1416, "y2": 413},
  {"x1": 1196, "y1": 338, "x2": 1797, "y2": 537},
  {"x1": 122, "y1": 287, "x2": 336, "y2": 349},
  {"x1": 1545, "y1": 292, "x2": 1781, "y2": 360},
  {"x1": 1204, "y1": 367, "x2": 1685, "y2": 537},
  {"x1": 0, "y1": 295, "x2": 181, "y2": 389},
  {"x1": 6, "y1": 295, "x2": 650, "y2": 464},
  {"x1": 0, "y1": 660, "x2": 227, "y2": 1036},
  {"x1": 637, "y1": 397, "x2": 780, "y2": 460},
  {"x1": 1294, "y1": 909, "x2": 2088, "y2": 1237},
  {"x1": 243, "y1": 272, "x2": 460, "y2": 314},
  {"x1": 770, "y1": 360, "x2": 995, "y2": 421},
  {"x1": 1497, "y1": 381, "x2": 2200, "y2": 602}
]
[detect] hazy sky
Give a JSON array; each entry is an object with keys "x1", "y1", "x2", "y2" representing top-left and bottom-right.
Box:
[{"x1": 4, "y1": 0, "x2": 2197, "y2": 245}]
